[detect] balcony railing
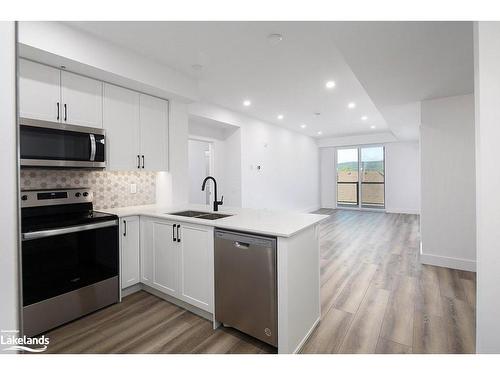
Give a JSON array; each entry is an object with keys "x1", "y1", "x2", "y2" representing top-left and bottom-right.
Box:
[{"x1": 337, "y1": 181, "x2": 385, "y2": 207}]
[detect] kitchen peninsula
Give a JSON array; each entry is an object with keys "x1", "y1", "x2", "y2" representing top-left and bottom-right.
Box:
[{"x1": 103, "y1": 203, "x2": 328, "y2": 354}]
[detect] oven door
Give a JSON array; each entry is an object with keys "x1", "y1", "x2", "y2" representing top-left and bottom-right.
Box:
[
  {"x1": 19, "y1": 118, "x2": 106, "y2": 168},
  {"x1": 21, "y1": 220, "x2": 119, "y2": 307}
]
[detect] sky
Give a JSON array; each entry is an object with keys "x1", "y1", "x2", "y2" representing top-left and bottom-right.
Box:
[{"x1": 337, "y1": 146, "x2": 384, "y2": 164}]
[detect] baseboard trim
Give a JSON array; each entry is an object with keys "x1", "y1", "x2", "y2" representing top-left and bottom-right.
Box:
[
  {"x1": 121, "y1": 283, "x2": 141, "y2": 299},
  {"x1": 301, "y1": 205, "x2": 321, "y2": 213},
  {"x1": 141, "y1": 284, "x2": 214, "y2": 321},
  {"x1": 120, "y1": 283, "x2": 214, "y2": 321},
  {"x1": 385, "y1": 208, "x2": 420, "y2": 215},
  {"x1": 293, "y1": 316, "x2": 320, "y2": 354},
  {"x1": 419, "y1": 244, "x2": 476, "y2": 272}
]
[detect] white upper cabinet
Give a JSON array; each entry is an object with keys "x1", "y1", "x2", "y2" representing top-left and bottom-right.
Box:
[
  {"x1": 120, "y1": 216, "x2": 140, "y2": 290},
  {"x1": 102, "y1": 86, "x2": 169, "y2": 171},
  {"x1": 103, "y1": 84, "x2": 141, "y2": 170},
  {"x1": 61, "y1": 71, "x2": 103, "y2": 128},
  {"x1": 19, "y1": 60, "x2": 169, "y2": 170},
  {"x1": 19, "y1": 59, "x2": 103, "y2": 129},
  {"x1": 139, "y1": 94, "x2": 169, "y2": 171},
  {"x1": 19, "y1": 59, "x2": 61, "y2": 122}
]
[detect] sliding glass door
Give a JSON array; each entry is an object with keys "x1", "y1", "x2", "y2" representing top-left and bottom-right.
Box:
[
  {"x1": 336, "y1": 148, "x2": 359, "y2": 207},
  {"x1": 336, "y1": 146, "x2": 385, "y2": 209},
  {"x1": 360, "y1": 146, "x2": 385, "y2": 208}
]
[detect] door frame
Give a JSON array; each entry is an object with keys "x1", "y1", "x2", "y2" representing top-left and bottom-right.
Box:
[
  {"x1": 188, "y1": 136, "x2": 214, "y2": 205},
  {"x1": 335, "y1": 144, "x2": 386, "y2": 211}
]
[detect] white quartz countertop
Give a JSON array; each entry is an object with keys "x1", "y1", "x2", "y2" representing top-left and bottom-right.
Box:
[{"x1": 100, "y1": 204, "x2": 329, "y2": 238}]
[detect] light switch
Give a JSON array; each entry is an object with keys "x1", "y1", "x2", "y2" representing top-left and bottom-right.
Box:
[{"x1": 130, "y1": 183, "x2": 137, "y2": 194}]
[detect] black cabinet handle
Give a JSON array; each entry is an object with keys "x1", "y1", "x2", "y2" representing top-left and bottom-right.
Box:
[
  {"x1": 176, "y1": 224, "x2": 181, "y2": 243},
  {"x1": 123, "y1": 220, "x2": 127, "y2": 236},
  {"x1": 172, "y1": 224, "x2": 176, "y2": 242},
  {"x1": 64, "y1": 104, "x2": 67, "y2": 121},
  {"x1": 57, "y1": 102, "x2": 60, "y2": 120},
  {"x1": 142, "y1": 155, "x2": 145, "y2": 169},
  {"x1": 137, "y1": 155, "x2": 140, "y2": 169}
]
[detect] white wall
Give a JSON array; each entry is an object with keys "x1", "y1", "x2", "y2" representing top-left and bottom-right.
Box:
[
  {"x1": 0, "y1": 21, "x2": 19, "y2": 348},
  {"x1": 188, "y1": 139, "x2": 211, "y2": 204},
  {"x1": 240, "y1": 120, "x2": 319, "y2": 212},
  {"x1": 319, "y1": 141, "x2": 420, "y2": 213},
  {"x1": 190, "y1": 102, "x2": 320, "y2": 212},
  {"x1": 420, "y1": 94, "x2": 476, "y2": 272},
  {"x1": 320, "y1": 148, "x2": 336, "y2": 209},
  {"x1": 223, "y1": 126, "x2": 243, "y2": 208},
  {"x1": 474, "y1": 21, "x2": 500, "y2": 354},
  {"x1": 167, "y1": 100, "x2": 189, "y2": 205},
  {"x1": 385, "y1": 141, "x2": 420, "y2": 214}
]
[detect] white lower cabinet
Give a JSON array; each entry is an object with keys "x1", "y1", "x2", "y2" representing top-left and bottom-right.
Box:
[
  {"x1": 139, "y1": 217, "x2": 214, "y2": 313},
  {"x1": 152, "y1": 221, "x2": 178, "y2": 296},
  {"x1": 179, "y1": 224, "x2": 214, "y2": 312},
  {"x1": 140, "y1": 218, "x2": 154, "y2": 286},
  {"x1": 120, "y1": 216, "x2": 140, "y2": 289}
]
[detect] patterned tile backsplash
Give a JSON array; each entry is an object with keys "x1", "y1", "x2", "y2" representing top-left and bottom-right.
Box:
[{"x1": 20, "y1": 170, "x2": 157, "y2": 210}]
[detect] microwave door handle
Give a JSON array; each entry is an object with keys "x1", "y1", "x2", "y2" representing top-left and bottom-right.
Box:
[{"x1": 89, "y1": 134, "x2": 96, "y2": 161}]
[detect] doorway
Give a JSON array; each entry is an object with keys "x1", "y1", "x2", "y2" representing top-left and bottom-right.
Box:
[
  {"x1": 336, "y1": 146, "x2": 385, "y2": 209},
  {"x1": 188, "y1": 139, "x2": 213, "y2": 205}
]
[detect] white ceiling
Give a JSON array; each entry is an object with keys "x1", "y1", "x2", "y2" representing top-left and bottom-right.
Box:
[
  {"x1": 329, "y1": 21, "x2": 474, "y2": 107},
  {"x1": 66, "y1": 21, "x2": 473, "y2": 140}
]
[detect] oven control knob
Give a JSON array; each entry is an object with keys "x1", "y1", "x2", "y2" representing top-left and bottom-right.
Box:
[
  {"x1": 75, "y1": 192, "x2": 81, "y2": 197},
  {"x1": 21, "y1": 195, "x2": 28, "y2": 201},
  {"x1": 82, "y1": 192, "x2": 89, "y2": 197}
]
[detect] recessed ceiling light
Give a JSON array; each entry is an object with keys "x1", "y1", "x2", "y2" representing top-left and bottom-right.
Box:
[
  {"x1": 325, "y1": 81, "x2": 336, "y2": 89},
  {"x1": 317, "y1": 131, "x2": 323, "y2": 135},
  {"x1": 361, "y1": 115, "x2": 368, "y2": 121},
  {"x1": 300, "y1": 124, "x2": 307, "y2": 129},
  {"x1": 243, "y1": 100, "x2": 251, "y2": 107},
  {"x1": 370, "y1": 125, "x2": 376, "y2": 129},
  {"x1": 267, "y1": 33, "x2": 283, "y2": 45},
  {"x1": 348, "y1": 102, "x2": 356, "y2": 109},
  {"x1": 277, "y1": 114, "x2": 284, "y2": 120}
]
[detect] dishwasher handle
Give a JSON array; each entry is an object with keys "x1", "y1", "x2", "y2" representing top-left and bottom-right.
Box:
[
  {"x1": 215, "y1": 229, "x2": 277, "y2": 249},
  {"x1": 234, "y1": 241, "x2": 250, "y2": 249}
]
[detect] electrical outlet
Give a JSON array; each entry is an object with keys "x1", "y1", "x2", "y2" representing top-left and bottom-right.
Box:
[{"x1": 130, "y1": 183, "x2": 137, "y2": 194}]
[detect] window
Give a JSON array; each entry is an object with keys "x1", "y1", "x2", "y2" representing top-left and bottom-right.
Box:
[{"x1": 336, "y1": 146, "x2": 385, "y2": 209}]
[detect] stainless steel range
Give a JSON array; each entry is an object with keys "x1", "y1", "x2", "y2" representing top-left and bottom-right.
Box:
[{"x1": 20, "y1": 188, "x2": 119, "y2": 337}]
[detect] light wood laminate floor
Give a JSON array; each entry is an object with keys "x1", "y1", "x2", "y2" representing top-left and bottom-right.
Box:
[{"x1": 43, "y1": 210, "x2": 475, "y2": 354}]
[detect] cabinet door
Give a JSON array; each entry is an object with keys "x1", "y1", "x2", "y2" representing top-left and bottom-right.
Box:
[
  {"x1": 19, "y1": 59, "x2": 61, "y2": 122},
  {"x1": 139, "y1": 94, "x2": 168, "y2": 171},
  {"x1": 179, "y1": 224, "x2": 214, "y2": 312},
  {"x1": 152, "y1": 220, "x2": 179, "y2": 296},
  {"x1": 120, "y1": 216, "x2": 140, "y2": 289},
  {"x1": 140, "y1": 218, "x2": 154, "y2": 286},
  {"x1": 103, "y1": 84, "x2": 141, "y2": 170},
  {"x1": 61, "y1": 71, "x2": 103, "y2": 128}
]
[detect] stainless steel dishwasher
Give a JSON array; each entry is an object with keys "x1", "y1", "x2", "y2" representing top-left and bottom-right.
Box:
[{"x1": 214, "y1": 229, "x2": 278, "y2": 347}]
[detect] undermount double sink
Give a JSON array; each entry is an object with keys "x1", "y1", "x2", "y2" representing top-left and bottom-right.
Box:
[{"x1": 167, "y1": 210, "x2": 233, "y2": 220}]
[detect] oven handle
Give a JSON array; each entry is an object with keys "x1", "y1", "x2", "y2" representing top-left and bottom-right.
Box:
[{"x1": 22, "y1": 220, "x2": 118, "y2": 241}]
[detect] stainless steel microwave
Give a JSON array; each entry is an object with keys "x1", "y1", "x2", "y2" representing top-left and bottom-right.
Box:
[{"x1": 20, "y1": 118, "x2": 106, "y2": 168}]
